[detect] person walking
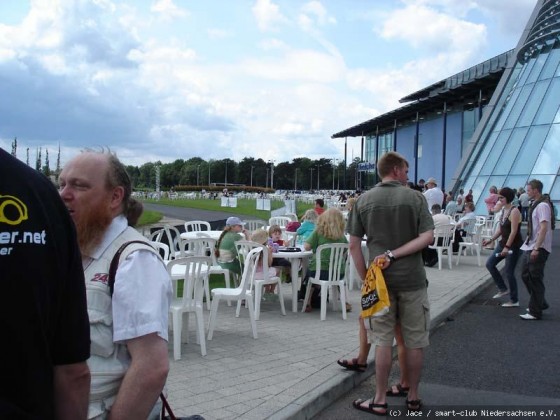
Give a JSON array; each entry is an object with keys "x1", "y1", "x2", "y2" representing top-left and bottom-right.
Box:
[
  {"x1": 1, "y1": 148, "x2": 90, "y2": 419},
  {"x1": 59, "y1": 151, "x2": 172, "y2": 419},
  {"x1": 482, "y1": 187, "x2": 522, "y2": 307},
  {"x1": 519, "y1": 179, "x2": 553, "y2": 320},
  {"x1": 347, "y1": 151, "x2": 434, "y2": 415}
]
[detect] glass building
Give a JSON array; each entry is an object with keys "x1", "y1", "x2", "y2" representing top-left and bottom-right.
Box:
[{"x1": 332, "y1": 0, "x2": 559, "y2": 214}]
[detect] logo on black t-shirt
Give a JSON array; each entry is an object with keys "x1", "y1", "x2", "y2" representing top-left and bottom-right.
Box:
[
  {"x1": 0, "y1": 195, "x2": 28, "y2": 225},
  {"x1": 1, "y1": 194, "x2": 46, "y2": 257}
]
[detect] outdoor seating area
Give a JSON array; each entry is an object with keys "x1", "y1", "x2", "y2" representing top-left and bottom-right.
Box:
[{"x1": 162, "y1": 240, "x2": 492, "y2": 419}]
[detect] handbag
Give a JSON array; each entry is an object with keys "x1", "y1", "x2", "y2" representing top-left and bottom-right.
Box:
[
  {"x1": 360, "y1": 259, "x2": 390, "y2": 318},
  {"x1": 161, "y1": 393, "x2": 205, "y2": 420}
]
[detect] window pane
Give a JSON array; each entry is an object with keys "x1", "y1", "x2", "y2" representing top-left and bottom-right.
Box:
[
  {"x1": 532, "y1": 123, "x2": 560, "y2": 173},
  {"x1": 550, "y1": 177, "x2": 560, "y2": 201},
  {"x1": 505, "y1": 175, "x2": 529, "y2": 191},
  {"x1": 494, "y1": 86, "x2": 522, "y2": 132},
  {"x1": 526, "y1": 51, "x2": 549, "y2": 84},
  {"x1": 517, "y1": 57, "x2": 536, "y2": 86},
  {"x1": 540, "y1": 47, "x2": 560, "y2": 80},
  {"x1": 510, "y1": 125, "x2": 550, "y2": 174},
  {"x1": 493, "y1": 127, "x2": 528, "y2": 175},
  {"x1": 517, "y1": 79, "x2": 550, "y2": 126},
  {"x1": 469, "y1": 132, "x2": 498, "y2": 177},
  {"x1": 534, "y1": 78, "x2": 560, "y2": 125},
  {"x1": 503, "y1": 84, "x2": 532, "y2": 129},
  {"x1": 471, "y1": 176, "x2": 489, "y2": 215},
  {"x1": 480, "y1": 130, "x2": 512, "y2": 175}
]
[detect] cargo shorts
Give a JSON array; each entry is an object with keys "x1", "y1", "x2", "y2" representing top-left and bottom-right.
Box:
[{"x1": 367, "y1": 287, "x2": 430, "y2": 349}]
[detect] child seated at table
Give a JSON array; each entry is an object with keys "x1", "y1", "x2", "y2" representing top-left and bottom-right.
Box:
[
  {"x1": 268, "y1": 225, "x2": 291, "y2": 280},
  {"x1": 251, "y1": 230, "x2": 279, "y2": 298}
]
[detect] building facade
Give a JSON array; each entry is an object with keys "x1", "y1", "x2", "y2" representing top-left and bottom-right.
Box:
[{"x1": 333, "y1": 0, "x2": 559, "y2": 214}]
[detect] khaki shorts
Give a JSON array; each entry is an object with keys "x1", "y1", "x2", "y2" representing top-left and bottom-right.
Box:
[{"x1": 367, "y1": 287, "x2": 430, "y2": 349}]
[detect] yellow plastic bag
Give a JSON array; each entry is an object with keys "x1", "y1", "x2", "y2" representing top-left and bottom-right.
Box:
[{"x1": 361, "y1": 259, "x2": 390, "y2": 318}]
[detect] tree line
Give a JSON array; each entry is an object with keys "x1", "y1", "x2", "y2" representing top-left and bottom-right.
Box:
[
  {"x1": 8, "y1": 138, "x2": 369, "y2": 191},
  {"x1": 126, "y1": 156, "x2": 367, "y2": 191}
]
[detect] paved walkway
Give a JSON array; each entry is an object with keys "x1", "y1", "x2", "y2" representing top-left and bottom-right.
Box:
[{"x1": 149, "y1": 217, "x2": 495, "y2": 420}]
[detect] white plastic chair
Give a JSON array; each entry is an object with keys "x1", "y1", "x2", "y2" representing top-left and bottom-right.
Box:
[
  {"x1": 166, "y1": 256, "x2": 210, "y2": 358},
  {"x1": 268, "y1": 216, "x2": 292, "y2": 229},
  {"x1": 150, "y1": 240, "x2": 170, "y2": 261},
  {"x1": 245, "y1": 219, "x2": 267, "y2": 233},
  {"x1": 150, "y1": 225, "x2": 183, "y2": 259},
  {"x1": 207, "y1": 247, "x2": 262, "y2": 340},
  {"x1": 428, "y1": 224, "x2": 455, "y2": 270},
  {"x1": 184, "y1": 220, "x2": 211, "y2": 233},
  {"x1": 456, "y1": 223, "x2": 484, "y2": 266},
  {"x1": 301, "y1": 243, "x2": 349, "y2": 321},
  {"x1": 284, "y1": 213, "x2": 298, "y2": 222},
  {"x1": 235, "y1": 240, "x2": 286, "y2": 320}
]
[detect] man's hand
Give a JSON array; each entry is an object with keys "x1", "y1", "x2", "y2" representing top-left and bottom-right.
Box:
[{"x1": 373, "y1": 254, "x2": 390, "y2": 270}]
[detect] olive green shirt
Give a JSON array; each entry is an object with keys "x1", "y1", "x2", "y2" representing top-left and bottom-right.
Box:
[{"x1": 346, "y1": 181, "x2": 434, "y2": 291}]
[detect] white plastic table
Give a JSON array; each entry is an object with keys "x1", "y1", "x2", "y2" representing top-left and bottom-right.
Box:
[{"x1": 272, "y1": 249, "x2": 312, "y2": 312}]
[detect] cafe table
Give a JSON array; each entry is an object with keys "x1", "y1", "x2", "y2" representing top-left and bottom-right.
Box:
[
  {"x1": 272, "y1": 248, "x2": 312, "y2": 312},
  {"x1": 180, "y1": 230, "x2": 223, "y2": 241}
]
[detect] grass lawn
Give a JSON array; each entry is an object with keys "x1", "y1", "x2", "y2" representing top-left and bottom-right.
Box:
[
  {"x1": 137, "y1": 210, "x2": 163, "y2": 226},
  {"x1": 143, "y1": 198, "x2": 314, "y2": 220}
]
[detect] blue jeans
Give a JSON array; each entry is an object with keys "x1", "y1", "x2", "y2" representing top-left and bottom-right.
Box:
[
  {"x1": 485, "y1": 243, "x2": 520, "y2": 303},
  {"x1": 521, "y1": 249, "x2": 550, "y2": 318}
]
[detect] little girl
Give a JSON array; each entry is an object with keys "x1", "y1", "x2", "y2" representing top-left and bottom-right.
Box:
[{"x1": 251, "y1": 230, "x2": 279, "y2": 297}]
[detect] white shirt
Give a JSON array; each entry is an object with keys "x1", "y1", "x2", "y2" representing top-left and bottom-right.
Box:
[
  {"x1": 456, "y1": 212, "x2": 476, "y2": 229},
  {"x1": 432, "y1": 213, "x2": 450, "y2": 228},
  {"x1": 89, "y1": 215, "x2": 172, "y2": 342},
  {"x1": 520, "y1": 202, "x2": 553, "y2": 253},
  {"x1": 423, "y1": 187, "x2": 444, "y2": 211}
]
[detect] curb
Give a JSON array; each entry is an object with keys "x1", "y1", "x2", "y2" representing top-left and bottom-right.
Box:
[{"x1": 270, "y1": 273, "x2": 494, "y2": 420}]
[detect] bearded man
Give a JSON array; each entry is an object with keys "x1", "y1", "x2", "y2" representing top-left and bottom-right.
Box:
[{"x1": 59, "y1": 151, "x2": 172, "y2": 420}]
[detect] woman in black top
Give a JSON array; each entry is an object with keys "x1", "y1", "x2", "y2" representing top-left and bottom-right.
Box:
[{"x1": 482, "y1": 187, "x2": 523, "y2": 307}]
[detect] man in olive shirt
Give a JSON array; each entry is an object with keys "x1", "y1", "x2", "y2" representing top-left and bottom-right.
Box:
[{"x1": 347, "y1": 152, "x2": 434, "y2": 415}]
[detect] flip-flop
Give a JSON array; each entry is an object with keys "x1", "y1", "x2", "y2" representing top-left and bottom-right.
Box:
[
  {"x1": 386, "y1": 383, "x2": 409, "y2": 397},
  {"x1": 337, "y1": 358, "x2": 367, "y2": 372},
  {"x1": 352, "y1": 398, "x2": 388, "y2": 416},
  {"x1": 406, "y1": 399, "x2": 423, "y2": 412}
]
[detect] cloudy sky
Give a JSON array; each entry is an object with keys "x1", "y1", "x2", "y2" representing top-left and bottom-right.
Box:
[{"x1": 0, "y1": 0, "x2": 538, "y2": 167}]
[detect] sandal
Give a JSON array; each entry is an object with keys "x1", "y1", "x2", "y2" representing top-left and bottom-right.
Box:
[
  {"x1": 337, "y1": 358, "x2": 367, "y2": 372},
  {"x1": 353, "y1": 398, "x2": 387, "y2": 416},
  {"x1": 386, "y1": 383, "x2": 409, "y2": 397},
  {"x1": 406, "y1": 399, "x2": 422, "y2": 412},
  {"x1": 304, "y1": 305, "x2": 312, "y2": 313},
  {"x1": 345, "y1": 302, "x2": 352, "y2": 312}
]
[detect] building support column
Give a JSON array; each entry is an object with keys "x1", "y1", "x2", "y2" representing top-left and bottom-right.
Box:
[
  {"x1": 414, "y1": 112, "x2": 420, "y2": 184},
  {"x1": 442, "y1": 102, "x2": 448, "y2": 192}
]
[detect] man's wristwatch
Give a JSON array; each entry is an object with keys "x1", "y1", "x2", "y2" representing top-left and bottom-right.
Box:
[{"x1": 385, "y1": 250, "x2": 396, "y2": 262}]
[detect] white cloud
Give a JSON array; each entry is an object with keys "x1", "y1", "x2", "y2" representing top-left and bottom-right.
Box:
[
  {"x1": 252, "y1": 0, "x2": 288, "y2": 31},
  {"x1": 300, "y1": 1, "x2": 336, "y2": 27},
  {"x1": 242, "y1": 49, "x2": 344, "y2": 83},
  {"x1": 0, "y1": 0, "x2": 534, "y2": 167},
  {"x1": 380, "y1": 4, "x2": 487, "y2": 56},
  {"x1": 150, "y1": 0, "x2": 188, "y2": 21}
]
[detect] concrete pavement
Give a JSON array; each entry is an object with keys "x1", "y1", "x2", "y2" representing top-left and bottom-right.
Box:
[{"x1": 150, "y1": 216, "x2": 497, "y2": 419}]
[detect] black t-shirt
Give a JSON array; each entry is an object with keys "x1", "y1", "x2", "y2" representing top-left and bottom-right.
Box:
[{"x1": 0, "y1": 149, "x2": 90, "y2": 419}]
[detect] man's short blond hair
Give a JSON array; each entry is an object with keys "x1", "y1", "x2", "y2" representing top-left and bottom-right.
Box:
[{"x1": 377, "y1": 152, "x2": 409, "y2": 178}]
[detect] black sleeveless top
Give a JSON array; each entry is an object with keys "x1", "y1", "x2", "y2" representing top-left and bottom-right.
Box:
[{"x1": 499, "y1": 207, "x2": 522, "y2": 248}]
